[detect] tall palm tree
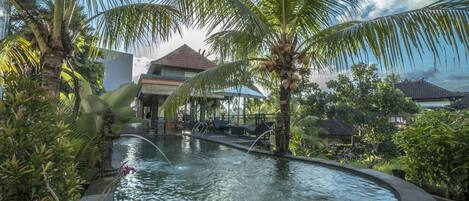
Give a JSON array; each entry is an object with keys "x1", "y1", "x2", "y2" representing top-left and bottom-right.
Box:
[
  {"x1": 164, "y1": 0, "x2": 469, "y2": 154},
  {"x1": 2, "y1": 0, "x2": 183, "y2": 97}
]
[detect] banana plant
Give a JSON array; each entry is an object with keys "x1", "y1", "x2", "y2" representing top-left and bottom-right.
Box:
[
  {"x1": 60, "y1": 80, "x2": 140, "y2": 175},
  {"x1": 79, "y1": 82, "x2": 141, "y2": 173}
]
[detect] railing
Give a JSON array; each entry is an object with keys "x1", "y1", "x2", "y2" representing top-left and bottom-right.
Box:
[
  {"x1": 221, "y1": 113, "x2": 277, "y2": 126},
  {"x1": 191, "y1": 121, "x2": 208, "y2": 136}
]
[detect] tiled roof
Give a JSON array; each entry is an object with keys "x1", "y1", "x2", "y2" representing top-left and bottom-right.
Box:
[
  {"x1": 148, "y1": 44, "x2": 215, "y2": 73},
  {"x1": 395, "y1": 79, "x2": 462, "y2": 100},
  {"x1": 318, "y1": 119, "x2": 355, "y2": 136}
]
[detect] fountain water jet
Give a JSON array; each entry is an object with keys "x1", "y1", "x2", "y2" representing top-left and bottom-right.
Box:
[
  {"x1": 120, "y1": 134, "x2": 173, "y2": 166},
  {"x1": 247, "y1": 129, "x2": 273, "y2": 154}
]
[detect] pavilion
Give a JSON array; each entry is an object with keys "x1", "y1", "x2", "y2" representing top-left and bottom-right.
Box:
[{"x1": 136, "y1": 44, "x2": 221, "y2": 133}]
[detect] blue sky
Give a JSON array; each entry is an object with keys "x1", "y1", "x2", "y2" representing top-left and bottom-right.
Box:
[
  {"x1": 131, "y1": 0, "x2": 469, "y2": 92},
  {"x1": 357, "y1": 0, "x2": 469, "y2": 92}
]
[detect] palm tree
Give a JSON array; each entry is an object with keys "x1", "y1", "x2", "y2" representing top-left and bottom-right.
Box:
[
  {"x1": 163, "y1": 0, "x2": 468, "y2": 154},
  {"x1": 2, "y1": 0, "x2": 183, "y2": 97}
]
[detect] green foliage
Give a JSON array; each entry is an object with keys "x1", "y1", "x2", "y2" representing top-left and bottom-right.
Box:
[
  {"x1": 62, "y1": 81, "x2": 141, "y2": 176},
  {"x1": 395, "y1": 110, "x2": 469, "y2": 199},
  {"x1": 192, "y1": 0, "x2": 468, "y2": 69},
  {"x1": 290, "y1": 116, "x2": 326, "y2": 157},
  {"x1": 296, "y1": 82, "x2": 332, "y2": 119},
  {"x1": 79, "y1": 82, "x2": 141, "y2": 132},
  {"x1": 348, "y1": 158, "x2": 404, "y2": 174},
  {"x1": 0, "y1": 35, "x2": 40, "y2": 75},
  {"x1": 69, "y1": 6, "x2": 105, "y2": 95},
  {"x1": 300, "y1": 63, "x2": 419, "y2": 160},
  {"x1": 67, "y1": 39, "x2": 105, "y2": 95},
  {"x1": 0, "y1": 74, "x2": 82, "y2": 200},
  {"x1": 372, "y1": 159, "x2": 403, "y2": 174}
]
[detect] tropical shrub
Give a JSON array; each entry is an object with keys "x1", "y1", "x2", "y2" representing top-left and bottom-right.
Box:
[
  {"x1": 0, "y1": 74, "x2": 82, "y2": 200},
  {"x1": 299, "y1": 64, "x2": 419, "y2": 161},
  {"x1": 61, "y1": 81, "x2": 141, "y2": 175},
  {"x1": 290, "y1": 116, "x2": 326, "y2": 157},
  {"x1": 395, "y1": 110, "x2": 469, "y2": 200}
]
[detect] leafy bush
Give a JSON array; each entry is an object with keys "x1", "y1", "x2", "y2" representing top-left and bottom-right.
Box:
[
  {"x1": 298, "y1": 64, "x2": 419, "y2": 160},
  {"x1": 395, "y1": 110, "x2": 469, "y2": 199},
  {"x1": 0, "y1": 75, "x2": 82, "y2": 200},
  {"x1": 290, "y1": 116, "x2": 326, "y2": 157}
]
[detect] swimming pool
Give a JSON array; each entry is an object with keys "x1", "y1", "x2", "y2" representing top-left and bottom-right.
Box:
[{"x1": 113, "y1": 135, "x2": 397, "y2": 201}]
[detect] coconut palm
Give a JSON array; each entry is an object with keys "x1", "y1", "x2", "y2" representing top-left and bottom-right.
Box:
[
  {"x1": 163, "y1": 0, "x2": 469, "y2": 154},
  {"x1": 2, "y1": 0, "x2": 183, "y2": 97}
]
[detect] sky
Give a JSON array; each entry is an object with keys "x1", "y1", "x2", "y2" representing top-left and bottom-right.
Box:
[{"x1": 129, "y1": 0, "x2": 469, "y2": 92}]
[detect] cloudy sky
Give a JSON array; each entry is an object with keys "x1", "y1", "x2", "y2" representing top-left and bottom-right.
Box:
[{"x1": 130, "y1": 0, "x2": 469, "y2": 92}]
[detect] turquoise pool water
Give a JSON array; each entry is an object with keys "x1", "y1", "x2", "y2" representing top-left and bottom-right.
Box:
[{"x1": 113, "y1": 136, "x2": 397, "y2": 201}]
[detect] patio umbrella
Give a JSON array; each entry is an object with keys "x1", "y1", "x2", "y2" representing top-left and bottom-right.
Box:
[
  {"x1": 213, "y1": 85, "x2": 266, "y2": 99},
  {"x1": 213, "y1": 85, "x2": 265, "y2": 124}
]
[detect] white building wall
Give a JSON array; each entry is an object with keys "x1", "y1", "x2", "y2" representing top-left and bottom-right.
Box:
[
  {"x1": 0, "y1": 1, "x2": 8, "y2": 97},
  {"x1": 0, "y1": 0, "x2": 8, "y2": 39},
  {"x1": 103, "y1": 51, "x2": 133, "y2": 91}
]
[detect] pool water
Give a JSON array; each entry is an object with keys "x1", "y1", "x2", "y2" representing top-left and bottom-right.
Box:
[{"x1": 113, "y1": 136, "x2": 397, "y2": 201}]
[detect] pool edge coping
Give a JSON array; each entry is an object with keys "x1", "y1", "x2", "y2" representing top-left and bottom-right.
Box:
[{"x1": 182, "y1": 133, "x2": 435, "y2": 201}]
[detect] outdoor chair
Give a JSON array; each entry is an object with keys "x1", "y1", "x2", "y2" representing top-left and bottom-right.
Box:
[
  {"x1": 213, "y1": 119, "x2": 229, "y2": 133},
  {"x1": 239, "y1": 124, "x2": 256, "y2": 133},
  {"x1": 229, "y1": 126, "x2": 245, "y2": 135}
]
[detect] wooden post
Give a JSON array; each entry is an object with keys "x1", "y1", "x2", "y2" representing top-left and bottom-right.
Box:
[
  {"x1": 184, "y1": 101, "x2": 187, "y2": 121},
  {"x1": 190, "y1": 98, "x2": 196, "y2": 121},
  {"x1": 237, "y1": 96, "x2": 240, "y2": 125},
  {"x1": 200, "y1": 100, "x2": 206, "y2": 122},
  {"x1": 227, "y1": 97, "x2": 231, "y2": 122},
  {"x1": 243, "y1": 97, "x2": 247, "y2": 125}
]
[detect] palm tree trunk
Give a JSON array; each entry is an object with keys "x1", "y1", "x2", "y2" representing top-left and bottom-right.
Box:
[
  {"x1": 41, "y1": 53, "x2": 64, "y2": 97},
  {"x1": 275, "y1": 78, "x2": 291, "y2": 154}
]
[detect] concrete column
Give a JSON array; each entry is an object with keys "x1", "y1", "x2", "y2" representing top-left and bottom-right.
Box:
[
  {"x1": 150, "y1": 96, "x2": 159, "y2": 129},
  {"x1": 136, "y1": 97, "x2": 144, "y2": 118}
]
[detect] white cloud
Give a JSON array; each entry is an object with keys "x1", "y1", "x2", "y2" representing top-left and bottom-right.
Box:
[
  {"x1": 132, "y1": 26, "x2": 213, "y2": 59},
  {"x1": 132, "y1": 56, "x2": 152, "y2": 81},
  {"x1": 360, "y1": 0, "x2": 437, "y2": 19}
]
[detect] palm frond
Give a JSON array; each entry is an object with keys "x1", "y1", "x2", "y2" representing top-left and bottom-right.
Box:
[
  {"x1": 189, "y1": 0, "x2": 273, "y2": 39},
  {"x1": 205, "y1": 30, "x2": 267, "y2": 60},
  {"x1": 0, "y1": 35, "x2": 40, "y2": 74},
  {"x1": 162, "y1": 61, "x2": 254, "y2": 117},
  {"x1": 290, "y1": 0, "x2": 360, "y2": 37},
  {"x1": 306, "y1": 0, "x2": 469, "y2": 70},
  {"x1": 9, "y1": 0, "x2": 49, "y2": 51},
  {"x1": 89, "y1": 2, "x2": 183, "y2": 49}
]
